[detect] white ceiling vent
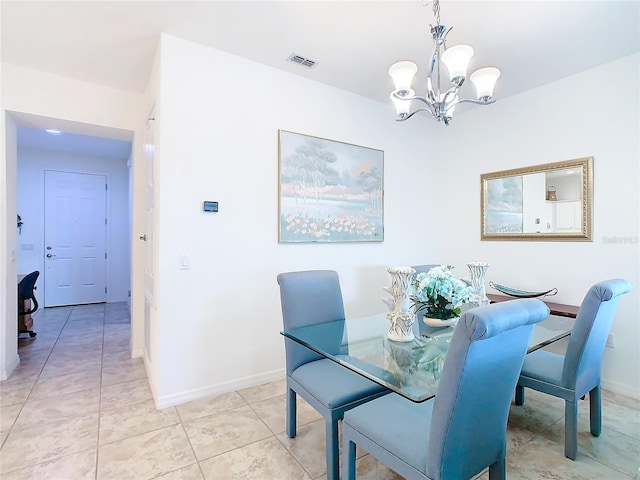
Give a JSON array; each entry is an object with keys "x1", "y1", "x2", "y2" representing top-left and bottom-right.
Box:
[{"x1": 288, "y1": 53, "x2": 317, "y2": 68}]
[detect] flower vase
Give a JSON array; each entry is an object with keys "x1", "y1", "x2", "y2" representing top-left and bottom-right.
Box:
[
  {"x1": 382, "y1": 266, "x2": 416, "y2": 342},
  {"x1": 422, "y1": 314, "x2": 459, "y2": 328},
  {"x1": 467, "y1": 262, "x2": 490, "y2": 306}
]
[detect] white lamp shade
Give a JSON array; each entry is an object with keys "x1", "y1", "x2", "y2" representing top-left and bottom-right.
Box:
[
  {"x1": 390, "y1": 90, "x2": 414, "y2": 116},
  {"x1": 388, "y1": 61, "x2": 418, "y2": 93},
  {"x1": 441, "y1": 45, "x2": 474, "y2": 81},
  {"x1": 470, "y1": 67, "x2": 501, "y2": 99}
]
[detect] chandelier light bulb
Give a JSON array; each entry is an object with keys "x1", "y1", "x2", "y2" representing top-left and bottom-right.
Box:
[
  {"x1": 470, "y1": 67, "x2": 501, "y2": 100},
  {"x1": 441, "y1": 45, "x2": 474, "y2": 84},
  {"x1": 388, "y1": 61, "x2": 418, "y2": 94}
]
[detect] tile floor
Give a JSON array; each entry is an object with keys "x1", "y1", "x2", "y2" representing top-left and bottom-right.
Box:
[{"x1": 1, "y1": 303, "x2": 639, "y2": 479}]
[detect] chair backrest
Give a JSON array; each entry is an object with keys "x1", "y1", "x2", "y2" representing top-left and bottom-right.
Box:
[
  {"x1": 562, "y1": 279, "x2": 632, "y2": 391},
  {"x1": 18, "y1": 270, "x2": 40, "y2": 314},
  {"x1": 277, "y1": 270, "x2": 346, "y2": 373},
  {"x1": 426, "y1": 298, "x2": 550, "y2": 479}
]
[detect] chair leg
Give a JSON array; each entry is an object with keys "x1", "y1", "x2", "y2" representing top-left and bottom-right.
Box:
[
  {"x1": 342, "y1": 437, "x2": 357, "y2": 480},
  {"x1": 564, "y1": 400, "x2": 579, "y2": 460},
  {"x1": 514, "y1": 385, "x2": 525, "y2": 406},
  {"x1": 286, "y1": 387, "x2": 297, "y2": 438},
  {"x1": 589, "y1": 385, "x2": 602, "y2": 437},
  {"x1": 325, "y1": 418, "x2": 339, "y2": 480},
  {"x1": 488, "y1": 458, "x2": 506, "y2": 480}
]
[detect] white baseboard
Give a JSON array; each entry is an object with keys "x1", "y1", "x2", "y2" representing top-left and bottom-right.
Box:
[
  {"x1": 0, "y1": 354, "x2": 20, "y2": 381},
  {"x1": 143, "y1": 354, "x2": 160, "y2": 404},
  {"x1": 131, "y1": 348, "x2": 144, "y2": 359},
  {"x1": 154, "y1": 368, "x2": 286, "y2": 409},
  {"x1": 601, "y1": 378, "x2": 640, "y2": 401}
]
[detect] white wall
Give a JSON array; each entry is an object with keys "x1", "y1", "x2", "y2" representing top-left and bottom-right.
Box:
[
  {"x1": 150, "y1": 34, "x2": 434, "y2": 406},
  {"x1": 17, "y1": 147, "x2": 131, "y2": 302},
  {"x1": 0, "y1": 64, "x2": 145, "y2": 378},
  {"x1": 425, "y1": 53, "x2": 640, "y2": 396}
]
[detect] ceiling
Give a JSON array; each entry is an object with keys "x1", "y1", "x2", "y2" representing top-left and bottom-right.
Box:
[
  {"x1": 16, "y1": 126, "x2": 132, "y2": 159},
  {"x1": 2, "y1": 1, "x2": 639, "y2": 110}
]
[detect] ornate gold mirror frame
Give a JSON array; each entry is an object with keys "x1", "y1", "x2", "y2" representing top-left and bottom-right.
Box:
[{"x1": 481, "y1": 157, "x2": 593, "y2": 241}]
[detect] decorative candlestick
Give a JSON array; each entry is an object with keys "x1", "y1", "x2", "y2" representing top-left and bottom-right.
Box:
[{"x1": 467, "y1": 262, "x2": 490, "y2": 306}]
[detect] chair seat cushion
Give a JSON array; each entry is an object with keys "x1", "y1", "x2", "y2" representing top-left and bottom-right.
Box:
[
  {"x1": 291, "y1": 359, "x2": 386, "y2": 408},
  {"x1": 343, "y1": 393, "x2": 434, "y2": 473},
  {"x1": 520, "y1": 349, "x2": 564, "y2": 385}
]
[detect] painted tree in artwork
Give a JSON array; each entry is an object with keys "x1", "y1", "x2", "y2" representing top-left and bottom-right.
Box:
[
  {"x1": 358, "y1": 166, "x2": 383, "y2": 210},
  {"x1": 487, "y1": 177, "x2": 523, "y2": 211},
  {"x1": 282, "y1": 137, "x2": 340, "y2": 218}
]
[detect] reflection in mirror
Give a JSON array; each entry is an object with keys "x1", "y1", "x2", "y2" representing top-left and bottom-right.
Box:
[{"x1": 481, "y1": 157, "x2": 593, "y2": 241}]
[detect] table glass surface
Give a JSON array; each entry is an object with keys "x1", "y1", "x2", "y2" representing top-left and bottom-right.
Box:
[{"x1": 282, "y1": 312, "x2": 574, "y2": 403}]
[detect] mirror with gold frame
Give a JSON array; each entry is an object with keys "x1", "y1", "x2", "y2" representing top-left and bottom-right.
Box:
[{"x1": 481, "y1": 157, "x2": 593, "y2": 241}]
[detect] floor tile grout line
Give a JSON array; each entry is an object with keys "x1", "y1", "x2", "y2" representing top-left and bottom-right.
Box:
[
  {"x1": 96, "y1": 301, "x2": 107, "y2": 480},
  {"x1": 3, "y1": 304, "x2": 139, "y2": 477},
  {"x1": 272, "y1": 427, "x2": 318, "y2": 479},
  {"x1": 100, "y1": 420, "x2": 185, "y2": 448},
  {"x1": 0, "y1": 446, "x2": 98, "y2": 477},
  {"x1": 193, "y1": 435, "x2": 280, "y2": 466},
  {"x1": 1, "y1": 306, "x2": 72, "y2": 452},
  {"x1": 178, "y1": 418, "x2": 209, "y2": 479}
]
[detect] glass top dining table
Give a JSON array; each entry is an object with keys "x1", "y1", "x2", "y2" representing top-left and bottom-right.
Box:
[{"x1": 281, "y1": 310, "x2": 574, "y2": 403}]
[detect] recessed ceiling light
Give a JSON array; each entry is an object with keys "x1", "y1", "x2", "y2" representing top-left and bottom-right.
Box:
[{"x1": 45, "y1": 129, "x2": 62, "y2": 135}]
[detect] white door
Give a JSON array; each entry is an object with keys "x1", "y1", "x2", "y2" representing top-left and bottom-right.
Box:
[{"x1": 44, "y1": 170, "x2": 107, "y2": 306}]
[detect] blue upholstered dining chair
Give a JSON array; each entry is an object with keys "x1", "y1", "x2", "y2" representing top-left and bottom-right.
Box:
[
  {"x1": 515, "y1": 278, "x2": 632, "y2": 460},
  {"x1": 277, "y1": 270, "x2": 389, "y2": 480},
  {"x1": 342, "y1": 298, "x2": 550, "y2": 480}
]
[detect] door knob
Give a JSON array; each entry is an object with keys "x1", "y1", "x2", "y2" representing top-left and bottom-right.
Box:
[
  {"x1": 46, "y1": 253, "x2": 55, "y2": 258},
  {"x1": 139, "y1": 235, "x2": 147, "y2": 241}
]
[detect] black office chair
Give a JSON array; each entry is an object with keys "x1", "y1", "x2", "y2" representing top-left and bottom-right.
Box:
[{"x1": 18, "y1": 270, "x2": 39, "y2": 338}]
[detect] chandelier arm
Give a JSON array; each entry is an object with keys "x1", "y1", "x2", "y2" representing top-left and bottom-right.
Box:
[
  {"x1": 391, "y1": 91, "x2": 436, "y2": 110},
  {"x1": 441, "y1": 96, "x2": 496, "y2": 115},
  {"x1": 395, "y1": 107, "x2": 433, "y2": 121},
  {"x1": 441, "y1": 87, "x2": 460, "y2": 105},
  {"x1": 454, "y1": 97, "x2": 497, "y2": 106}
]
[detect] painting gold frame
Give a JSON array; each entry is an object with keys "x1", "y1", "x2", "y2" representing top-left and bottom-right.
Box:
[{"x1": 481, "y1": 157, "x2": 593, "y2": 241}]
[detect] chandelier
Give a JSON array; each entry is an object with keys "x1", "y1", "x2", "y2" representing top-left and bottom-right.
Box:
[{"x1": 388, "y1": 0, "x2": 501, "y2": 125}]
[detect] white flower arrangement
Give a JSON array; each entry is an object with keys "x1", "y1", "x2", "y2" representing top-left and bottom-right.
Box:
[{"x1": 410, "y1": 265, "x2": 475, "y2": 320}]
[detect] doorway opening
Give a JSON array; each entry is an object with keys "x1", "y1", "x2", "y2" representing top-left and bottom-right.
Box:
[{"x1": 10, "y1": 113, "x2": 134, "y2": 362}]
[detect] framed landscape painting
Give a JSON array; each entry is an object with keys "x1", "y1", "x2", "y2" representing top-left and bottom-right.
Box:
[{"x1": 278, "y1": 130, "x2": 384, "y2": 243}]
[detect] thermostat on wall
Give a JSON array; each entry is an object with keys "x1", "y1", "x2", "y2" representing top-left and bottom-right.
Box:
[{"x1": 203, "y1": 201, "x2": 218, "y2": 212}]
